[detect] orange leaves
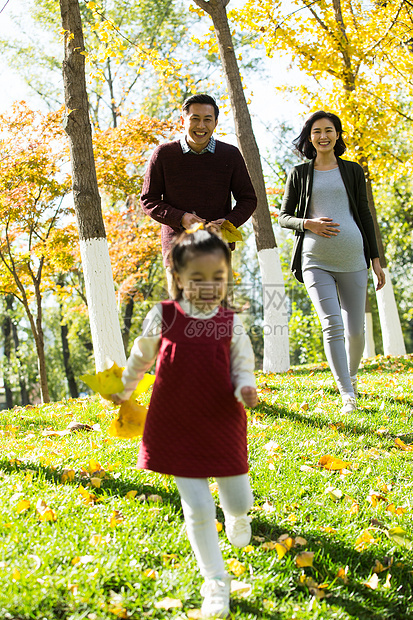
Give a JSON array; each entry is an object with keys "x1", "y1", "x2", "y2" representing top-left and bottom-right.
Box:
[
  {"x1": 366, "y1": 491, "x2": 387, "y2": 508},
  {"x1": 394, "y1": 438, "x2": 413, "y2": 451},
  {"x1": 318, "y1": 454, "x2": 351, "y2": 471}
]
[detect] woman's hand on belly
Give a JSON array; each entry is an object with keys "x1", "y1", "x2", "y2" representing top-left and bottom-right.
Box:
[{"x1": 304, "y1": 217, "x2": 340, "y2": 238}]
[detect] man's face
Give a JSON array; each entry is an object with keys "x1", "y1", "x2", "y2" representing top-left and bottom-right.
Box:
[{"x1": 180, "y1": 103, "x2": 218, "y2": 153}]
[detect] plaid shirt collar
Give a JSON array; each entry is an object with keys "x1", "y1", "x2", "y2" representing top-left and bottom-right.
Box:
[{"x1": 180, "y1": 135, "x2": 216, "y2": 155}]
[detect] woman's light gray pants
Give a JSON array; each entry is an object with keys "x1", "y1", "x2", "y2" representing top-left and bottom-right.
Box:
[{"x1": 302, "y1": 267, "x2": 368, "y2": 398}]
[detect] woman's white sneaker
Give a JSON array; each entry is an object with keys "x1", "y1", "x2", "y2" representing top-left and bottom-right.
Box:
[
  {"x1": 341, "y1": 396, "x2": 357, "y2": 414},
  {"x1": 200, "y1": 574, "x2": 231, "y2": 618}
]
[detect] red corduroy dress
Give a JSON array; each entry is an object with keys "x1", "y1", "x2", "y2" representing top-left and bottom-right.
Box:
[{"x1": 137, "y1": 301, "x2": 248, "y2": 478}]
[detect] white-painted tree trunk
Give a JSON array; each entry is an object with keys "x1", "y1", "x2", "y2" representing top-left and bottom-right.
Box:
[
  {"x1": 372, "y1": 267, "x2": 406, "y2": 356},
  {"x1": 363, "y1": 312, "x2": 376, "y2": 358},
  {"x1": 257, "y1": 247, "x2": 290, "y2": 373},
  {"x1": 80, "y1": 238, "x2": 127, "y2": 371}
]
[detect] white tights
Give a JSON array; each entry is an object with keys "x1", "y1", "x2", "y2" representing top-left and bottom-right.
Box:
[{"x1": 175, "y1": 474, "x2": 253, "y2": 579}]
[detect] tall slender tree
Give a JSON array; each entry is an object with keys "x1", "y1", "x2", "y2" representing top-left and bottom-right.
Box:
[
  {"x1": 192, "y1": 0, "x2": 290, "y2": 372},
  {"x1": 59, "y1": 0, "x2": 126, "y2": 371}
]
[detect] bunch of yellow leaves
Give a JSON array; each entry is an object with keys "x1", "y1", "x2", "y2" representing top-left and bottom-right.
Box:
[{"x1": 81, "y1": 362, "x2": 155, "y2": 439}]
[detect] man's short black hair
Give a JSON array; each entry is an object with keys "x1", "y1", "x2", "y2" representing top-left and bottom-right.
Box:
[{"x1": 182, "y1": 94, "x2": 219, "y2": 120}]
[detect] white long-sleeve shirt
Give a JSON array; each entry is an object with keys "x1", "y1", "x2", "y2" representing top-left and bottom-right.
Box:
[{"x1": 118, "y1": 299, "x2": 256, "y2": 405}]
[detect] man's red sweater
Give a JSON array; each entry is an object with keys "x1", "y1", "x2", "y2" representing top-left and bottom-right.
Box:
[{"x1": 140, "y1": 139, "x2": 257, "y2": 261}]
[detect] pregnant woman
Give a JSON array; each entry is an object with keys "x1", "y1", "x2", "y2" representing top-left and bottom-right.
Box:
[{"x1": 279, "y1": 111, "x2": 385, "y2": 413}]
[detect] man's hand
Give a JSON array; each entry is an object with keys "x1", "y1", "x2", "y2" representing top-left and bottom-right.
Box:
[
  {"x1": 181, "y1": 212, "x2": 206, "y2": 229},
  {"x1": 210, "y1": 218, "x2": 226, "y2": 227},
  {"x1": 241, "y1": 386, "x2": 258, "y2": 408}
]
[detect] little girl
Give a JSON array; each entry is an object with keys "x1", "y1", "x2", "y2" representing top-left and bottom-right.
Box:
[{"x1": 113, "y1": 227, "x2": 257, "y2": 618}]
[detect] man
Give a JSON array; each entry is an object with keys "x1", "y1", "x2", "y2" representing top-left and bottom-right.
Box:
[{"x1": 140, "y1": 94, "x2": 257, "y2": 291}]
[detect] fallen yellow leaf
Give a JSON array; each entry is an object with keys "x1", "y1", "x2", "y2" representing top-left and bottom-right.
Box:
[
  {"x1": 154, "y1": 597, "x2": 183, "y2": 610},
  {"x1": 143, "y1": 568, "x2": 157, "y2": 580},
  {"x1": 337, "y1": 566, "x2": 349, "y2": 583},
  {"x1": 61, "y1": 469, "x2": 75, "y2": 483},
  {"x1": 355, "y1": 530, "x2": 376, "y2": 552},
  {"x1": 364, "y1": 573, "x2": 379, "y2": 589},
  {"x1": 109, "y1": 510, "x2": 124, "y2": 528},
  {"x1": 89, "y1": 533, "x2": 110, "y2": 546},
  {"x1": 215, "y1": 519, "x2": 223, "y2": 532},
  {"x1": 275, "y1": 543, "x2": 288, "y2": 559},
  {"x1": 15, "y1": 499, "x2": 30, "y2": 514},
  {"x1": 388, "y1": 526, "x2": 412, "y2": 548},
  {"x1": 394, "y1": 438, "x2": 413, "y2": 452},
  {"x1": 36, "y1": 499, "x2": 57, "y2": 522},
  {"x1": 296, "y1": 551, "x2": 314, "y2": 567},
  {"x1": 230, "y1": 580, "x2": 252, "y2": 597},
  {"x1": 125, "y1": 490, "x2": 137, "y2": 499},
  {"x1": 227, "y1": 558, "x2": 246, "y2": 576},
  {"x1": 318, "y1": 454, "x2": 350, "y2": 471}
]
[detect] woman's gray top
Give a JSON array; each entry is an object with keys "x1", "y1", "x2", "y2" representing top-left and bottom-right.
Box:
[{"x1": 302, "y1": 167, "x2": 366, "y2": 273}]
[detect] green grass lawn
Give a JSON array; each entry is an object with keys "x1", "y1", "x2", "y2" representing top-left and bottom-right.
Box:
[{"x1": 1, "y1": 355, "x2": 413, "y2": 620}]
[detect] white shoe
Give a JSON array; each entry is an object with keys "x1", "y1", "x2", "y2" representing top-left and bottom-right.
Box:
[
  {"x1": 224, "y1": 513, "x2": 251, "y2": 548},
  {"x1": 200, "y1": 574, "x2": 231, "y2": 618},
  {"x1": 350, "y1": 376, "x2": 358, "y2": 398},
  {"x1": 341, "y1": 396, "x2": 357, "y2": 414}
]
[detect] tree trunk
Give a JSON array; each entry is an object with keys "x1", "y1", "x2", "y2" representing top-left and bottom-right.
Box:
[
  {"x1": 363, "y1": 292, "x2": 376, "y2": 358},
  {"x1": 362, "y1": 162, "x2": 406, "y2": 356},
  {"x1": 10, "y1": 311, "x2": 29, "y2": 406},
  {"x1": 2, "y1": 296, "x2": 14, "y2": 409},
  {"x1": 59, "y1": 0, "x2": 126, "y2": 371},
  {"x1": 192, "y1": 0, "x2": 289, "y2": 372},
  {"x1": 122, "y1": 296, "x2": 135, "y2": 354},
  {"x1": 60, "y1": 316, "x2": 79, "y2": 398}
]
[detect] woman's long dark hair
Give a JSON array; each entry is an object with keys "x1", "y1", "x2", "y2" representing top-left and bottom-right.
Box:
[
  {"x1": 169, "y1": 226, "x2": 231, "y2": 300},
  {"x1": 293, "y1": 110, "x2": 347, "y2": 159}
]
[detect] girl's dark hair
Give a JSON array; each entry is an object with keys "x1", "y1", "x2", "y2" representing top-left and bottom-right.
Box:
[
  {"x1": 293, "y1": 110, "x2": 346, "y2": 159},
  {"x1": 169, "y1": 227, "x2": 231, "y2": 300}
]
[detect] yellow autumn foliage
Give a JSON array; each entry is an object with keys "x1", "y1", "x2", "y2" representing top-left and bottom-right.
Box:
[
  {"x1": 108, "y1": 400, "x2": 148, "y2": 439},
  {"x1": 221, "y1": 220, "x2": 243, "y2": 243}
]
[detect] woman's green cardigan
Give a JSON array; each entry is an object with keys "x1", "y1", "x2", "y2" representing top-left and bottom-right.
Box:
[{"x1": 278, "y1": 157, "x2": 380, "y2": 283}]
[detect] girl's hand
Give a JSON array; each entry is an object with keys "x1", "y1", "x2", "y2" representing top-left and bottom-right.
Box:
[
  {"x1": 241, "y1": 386, "x2": 258, "y2": 408},
  {"x1": 110, "y1": 394, "x2": 126, "y2": 404},
  {"x1": 304, "y1": 217, "x2": 340, "y2": 237},
  {"x1": 372, "y1": 258, "x2": 386, "y2": 291}
]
